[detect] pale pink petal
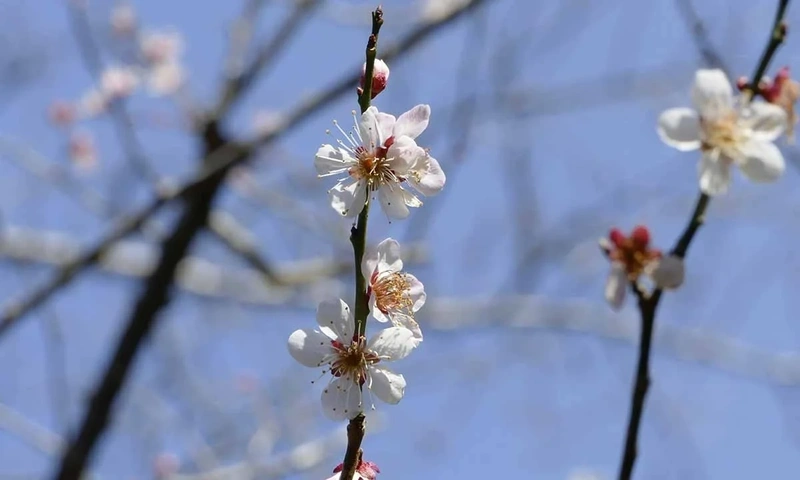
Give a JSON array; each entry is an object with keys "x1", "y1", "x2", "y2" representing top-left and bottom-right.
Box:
[{"x1": 393, "y1": 104, "x2": 430, "y2": 139}]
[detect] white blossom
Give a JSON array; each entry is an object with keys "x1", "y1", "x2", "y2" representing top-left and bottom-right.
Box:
[
  {"x1": 362, "y1": 238, "x2": 425, "y2": 343},
  {"x1": 314, "y1": 105, "x2": 444, "y2": 219},
  {"x1": 287, "y1": 299, "x2": 416, "y2": 420},
  {"x1": 658, "y1": 69, "x2": 787, "y2": 196},
  {"x1": 100, "y1": 66, "x2": 139, "y2": 100}
]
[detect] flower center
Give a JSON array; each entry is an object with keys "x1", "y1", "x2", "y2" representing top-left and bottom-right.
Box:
[
  {"x1": 349, "y1": 145, "x2": 401, "y2": 191},
  {"x1": 330, "y1": 337, "x2": 380, "y2": 385},
  {"x1": 610, "y1": 240, "x2": 660, "y2": 280},
  {"x1": 700, "y1": 112, "x2": 744, "y2": 159},
  {"x1": 371, "y1": 271, "x2": 413, "y2": 314}
]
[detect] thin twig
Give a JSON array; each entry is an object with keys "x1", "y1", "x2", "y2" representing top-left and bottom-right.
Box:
[
  {"x1": 340, "y1": 7, "x2": 383, "y2": 480},
  {"x1": 617, "y1": 2, "x2": 791, "y2": 478}
]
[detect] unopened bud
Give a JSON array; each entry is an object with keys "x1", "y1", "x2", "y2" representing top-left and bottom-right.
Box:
[
  {"x1": 359, "y1": 59, "x2": 390, "y2": 99},
  {"x1": 630, "y1": 225, "x2": 650, "y2": 248},
  {"x1": 736, "y1": 76, "x2": 749, "y2": 91},
  {"x1": 48, "y1": 101, "x2": 75, "y2": 127}
]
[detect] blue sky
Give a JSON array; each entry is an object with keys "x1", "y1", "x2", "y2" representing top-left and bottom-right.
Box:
[{"x1": 0, "y1": 0, "x2": 799, "y2": 479}]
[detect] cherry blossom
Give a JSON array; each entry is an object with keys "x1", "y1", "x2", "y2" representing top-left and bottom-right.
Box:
[
  {"x1": 287, "y1": 299, "x2": 416, "y2": 420},
  {"x1": 658, "y1": 69, "x2": 787, "y2": 196},
  {"x1": 599, "y1": 226, "x2": 685, "y2": 310},
  {"x1": 358, "y1": 58, "x2": 390, "y2": 99},
  {"x1": 362, "y1": 238, "x2": 425, "y2": 343},
  {"x1": 315, "y1": 105, "x2": 438, "y2": 218},
  {"x1": 327, "y1": 459, "x2": 380, "y2": 480}
]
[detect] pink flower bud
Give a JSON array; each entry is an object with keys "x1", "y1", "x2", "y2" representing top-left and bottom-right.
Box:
[
  {"x1": 736, "y1": 76, "x2": 749, "y2": 91},
  {"x1": 68, "y1": 131, "x2": 97, "y2": 171},
  {"x1": 152, "y1": 452, "x2": 180, "y2": 479},
  {"x1": 331, "y1": 458, "x2": 381, "y2": 480},
  {"x1": 358, "y1": 59, "x2": 390, "y2": 99},
  {"x1": 48, "y1": 101, "x2": 76, "y2": 127}
]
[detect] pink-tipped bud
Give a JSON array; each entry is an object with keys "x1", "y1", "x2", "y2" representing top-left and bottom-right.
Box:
[
  {"x1": 608, "y1": 228, "x2": 626, "y2": 249},
  {"x1": 48, "y1": 101, "x2": 76, "y2": 127},
  {"x1": 630, "y1": 225, "x2": 650, "y2": 248},
  {"x1": 332, "y1": 459, "x2": 380, "y2": 480},
  {"x1": 359, "y1": 59, "x2": 390, "y2": 99},
  {"x1": 736, "y1": 76, "x2": 749, "y2": 91},
  {"x1": 68, "y1": 131, "x2": 97, "y2": 171}
]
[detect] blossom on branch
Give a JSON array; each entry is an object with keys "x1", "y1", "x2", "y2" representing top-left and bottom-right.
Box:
[
  {"x1": 658, "y1": 69, "x2": 787, "y2": 196},
  {"x1": 358, "y1": 58, "x2": 390, "y2": 99},
  {"x1": 362, "y1": 238, "x2": 425, "y2": 343},
  {"x1": 758, "y1": 67, "x2": 800, "y2": 143},
  {"x1": 599, "y1": 226, "x2": 685, "y2": 310},
  {"x1": 315, "y1": 105, "x2": 444, "y2": 218},
  {"x1": 327, "y1": 459, "x2": 380, "y2": 480},
  {"x1": 287, "y1": 299, "x2": 416, "y2": 420}
]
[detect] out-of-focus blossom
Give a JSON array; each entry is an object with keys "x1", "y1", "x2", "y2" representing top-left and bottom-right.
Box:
[
  {"x1": 110, "y1": 2, "x2": 137, "y2": 36},
  {"x1": 599, "y1": 225, "x2": 685, "y2": 310},
  {"x1": 287, "y1": 299, "x2": 416, "y2": 420},
  {"x1": 139, "y1": 30, "x2": 183, "y2": 66},
  {"x1": 68, "y1": 131, "x2": 98, "y2": 171},
  {"x1": 146, "y1": 62, "x2": 185, "y2": 96},
  {"x1": 152, "y1": 452, "x2": 180, "y2": 479},
  {"x1": 48, "y1": 101, "x2": 76, "y2": 127},
  {"x1": 327, "y1": 459, "x2": 381, "y2": 480},
  {"x1": 760, "y1": 67, "x2": 800, "y2": 142},
  {"x1": 362, "y1": 238, "x2": 425, "y2": 343},
  {"x1": 100, "y1": 66, "x2": 140, "y2": 100},
  {"x1": 358, "y1": 59, "x2": 390, "y2": 99},
  {"x1": 658, "y1": 69, "x2": 787, "y2": 195}
]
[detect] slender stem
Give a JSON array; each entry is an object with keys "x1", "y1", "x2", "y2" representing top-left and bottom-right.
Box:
[
  {"x1": 340, "y1": 7, "x2": 383, "y2": 480},
  {"x1": 617, "y1": 3, "x2": 791, "y2": 477}
]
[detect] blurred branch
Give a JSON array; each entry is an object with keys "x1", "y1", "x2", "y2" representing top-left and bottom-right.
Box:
[
  {"x1": 674, "y1": 0, "x2": 731, "y2": 75},
  {"x1": 215, "y1": 0, "x2": 323, "y2": 117},
  {"x1": 0, "y1": 402, "x2": 64, "y2": 456}
]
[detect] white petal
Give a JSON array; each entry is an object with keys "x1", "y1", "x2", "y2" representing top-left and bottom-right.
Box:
[
  {"x1": 393, "y1": 104, "x2": 430, "y2": 139},
  {"x1": 287, "y1": 329, "x2": 333, "y2": 367},
  {"x1": 698, "y1": 152, "x2": 732, "y2": 196},
  {"x1": 605, "y1": 263, "x2": 627, "y2": 310},
  {"x1": 386, "y1": 136, "x2": 422, "y2": 174},
  {"x1": 657, "y1": 108, "x2": 701, "y2": 151},
  {"x1": 647, "y1": 255, "x2": 685, "y2": 290},
  {"x1": 330, "y1": 180, "x2": 367, "y2": 217},
  {"x1": 315, "y1": 144, "x2": 355, "y2": 176},
  {"x1": 691, "y1": 69, "x2": 734, "y2": 120},
  {"x1": 375, "y1": 111, "x2": 396, "y2": 143},
  {"x1": 367, "y1": 326, "x2": 416, "y2": 361},
  {"x1": 316, "y1": 298, "x2": 355, "y2": 341},
  {"x1": 741, "y1": 102, "x2": 787, "y2": 141},
  {"x1": 321, "y1": 377, "x2": 363, "y2": 420},
  {"x1": 358, "y1": 108, "x2": 382, "y2": 149},
  {"x1": 408, "y1": 155, "x2": 446, "y2": 196},
  {"x1": 737, "y1": 139, "x2": 785, "y2": 183},
  {"x1": 379, "y1": 186, "x2": 411, "y2": 219},
  {"x1": 405, "y1": 273, "x2": 426, "y2": 312},
  {"x1": 369, "y1": 294, "x2": 390, "y2": 323},
  {"x1": 387, "y1": 312, "x2": 423, "y2": 345},
  {"x1": 375, "y1": 238, "x2": 403, "y2": 273},
  {"x1": 147, "y1": 62, "x2": 184, "y2": 95},
  {"x1": 368, "y1": 366, "x2": 406, "y2": 404}
]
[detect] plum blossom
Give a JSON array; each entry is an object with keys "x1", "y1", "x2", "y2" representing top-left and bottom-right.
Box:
[
  {"x1": 314, "y1": 105, "x2": 444, "y2": 218},
  {"x1": 599, "y1": 226, "x2": 684, "y2": 310},
  {"x1": 362, "y1": 238, "x2": 425, "y2": 343},
  {"x1": 358, "y1": 58, "x2": 390, "y2": 99},
  {"x1": 68, "y1": 131, "x2": 98, "y2": 171},
  {"x1": 100, "y1": 66, "x2": 139, "y2": 101},
  {"x1": 110, "y1": 3, "x2": 137, "y2": 36},
  {"x1": 327, "y1": 459, "x2": 380, "y2": 480},
  {"x1": 287, "y1": 299, "x2": 416, "y2": 420},
  {"x1": 759, "y1": 67, "x2": 800, "y2": 142},
  {"x1": 138, "y1": 30, "x2": 186, "y2": 95},
  {"x1": 658, "y1": 69, "x2": 787, "y2": 196}
]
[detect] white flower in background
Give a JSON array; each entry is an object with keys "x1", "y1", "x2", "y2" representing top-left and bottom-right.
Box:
[
  {"x1": 362, "y1": 238, "x2": 425, "y2": 343},
  {"x1": 314, "y1": 105, "x2": 443, "y2": 219},
  {"x1": 599, "y1": 226, "x2": 685, "y2": 310},
  {"x1": 139, "y1": 30, "x2": 183, "y2": 66},
  {"x1": 287, "y1": 299, "x2": 416, "y2": 420},
  {"x1": 326, "y1": 459, "x2": 380, "y2": 480},
  {"x1": 146, "y1": 62, "x2": 185, "y2": 96},
  {"x1": 77, "y1": 89, "x2": 108, "y2": 117},
  {"x1": 100, "y1": 66, "x2": 139, "y2": 100},
  {"x1": 110, "y1": 2, "x2": 137, "y2": 36},
  {"x1": 658, "y1": 68, "x2": 787, "y2": 196}
]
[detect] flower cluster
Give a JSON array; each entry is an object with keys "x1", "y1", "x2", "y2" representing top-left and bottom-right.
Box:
[
  {"x1": 47, "y1": 4, "x2": 187, "y2": 170},
  {"x1": 289, "y1": 58, "x2": 441, "y2": 421},
  {"x1": 601, "y1": 67, "x2": 795, "y2": 309}
]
